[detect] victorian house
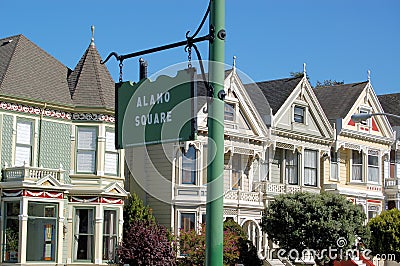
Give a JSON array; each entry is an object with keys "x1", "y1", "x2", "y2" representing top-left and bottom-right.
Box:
[
  {"x1": 244, "y1": 69, "x2": 334, "y2": 260},
  {"x1": 377, "y1": 93, "x2": 400, "y2": 210},
  {"x1": 314, "y1": 78, "x2": 394, "y2": 219},
  {"x1": 125, "y1": 66, "x2": 270, "y2": 257},
  {"x1": 0, "y1": 32, "x2": 127, "y2": 265}
]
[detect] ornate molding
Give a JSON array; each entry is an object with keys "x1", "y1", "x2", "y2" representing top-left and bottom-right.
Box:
[{"x1": 0, "y1": 101, "x2": 115, "y2": 123}]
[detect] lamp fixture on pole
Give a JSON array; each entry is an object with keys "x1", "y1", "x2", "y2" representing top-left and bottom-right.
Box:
[{"x1": 351, "y1": 112, "x2": 400, "y2": 123}]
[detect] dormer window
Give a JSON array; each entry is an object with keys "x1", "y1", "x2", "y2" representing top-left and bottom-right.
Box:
[
  {"x1": 224, "y1": 103, "x2": 235, "y2": 122},
  {"x1": 294, "y1": 106, "x2": 305, "y2": 123}
]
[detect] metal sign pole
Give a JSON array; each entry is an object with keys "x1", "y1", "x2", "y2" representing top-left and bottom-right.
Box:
[{"x1": 206, "y1": 0, "x2": 225, "y2": 265}]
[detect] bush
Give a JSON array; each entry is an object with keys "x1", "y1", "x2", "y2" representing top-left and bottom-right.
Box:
[{"x1": 118, "y1": 219, "x2": 176, "y2": 266}]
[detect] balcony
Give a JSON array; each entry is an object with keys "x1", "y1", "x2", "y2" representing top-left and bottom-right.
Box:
[
  {"x1": 385, "y1": 178, "x2": 400, "y2": 191},
  {"x1": 224, "y1": 190, "x2": 263, "y2": 208},
  {"x1": 173, "y1": 185, "x2": 263, "y2": 208},
  {"x1": 253, "y1": 181, "x2": 320, "y2": 197},
  {"x1": 2, "y1": 163, "x2": 66, "y2": 183}
]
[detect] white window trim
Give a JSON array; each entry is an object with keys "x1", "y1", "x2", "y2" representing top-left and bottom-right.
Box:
[
  {"x1": 350, "y1": 150, "x2": 364, "y2": 183},
  {"x1": 14, "y1": 118, "x2": 35, "y2": 167},
  {"x1": 176, "y1": 143, "x2": 200, "y2": 186},
  {"x1": 104, "y1": 128, "x2": 119, "y2": 176},
  {"x1": 292, "y1": 101, "x2": 308, "y2": 125},
  {"x1": 330, "y1": 149, "x2": 340, "y2": 181},
  {"x1": 177, "y1": 210, "x2": 197, "y2": 233},
  {"x1": 224, "y1": 98, "x2": 239, "y2": 130},
  {"x1": 76, "y1": 126, "x2": 98, "y2": 174},
  {"x1": 367, "y1": 151, "x2": 380, "y2": 185},
  {"x1": 303, "y1": 149, "x2": 318, "y2": 187}
]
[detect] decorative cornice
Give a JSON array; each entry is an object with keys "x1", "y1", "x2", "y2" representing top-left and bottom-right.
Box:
[
  {"x1": 340, "y1": 128, "x2": 393, "y2": 145},
  {"x1": 0, "y1": 101, "x2": 115, "y2": 123},
  {"x1": 272, "y1": 128, "x2": 333, "y2": 146}
]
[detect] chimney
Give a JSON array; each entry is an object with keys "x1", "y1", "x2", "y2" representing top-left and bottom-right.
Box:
[{"x1": 139, "y1": 58, "x2": 148, "y2": 80}]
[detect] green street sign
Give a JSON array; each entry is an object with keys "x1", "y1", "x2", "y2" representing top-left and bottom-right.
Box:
[{"x1": 116, "y1": 68, "x2": 197, "y2": 148}]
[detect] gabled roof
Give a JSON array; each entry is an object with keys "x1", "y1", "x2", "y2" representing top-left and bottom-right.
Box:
[
  {"x1": 378, "y1": 93, "x2": 400, "y2": 126},
  {"x1": 314, "y1": 81, "x2": 368, "y2": 123},
  {"x1": 245, "y1": 75, "x2": 303, "y2": 115},
  {"x1": 0, "y1": 34, "x2": 73, "y2": 106},
  {"x1": 68, "y1": 43, "x2": 115, "y2": 109}
]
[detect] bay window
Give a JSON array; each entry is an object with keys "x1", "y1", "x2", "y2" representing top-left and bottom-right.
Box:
[
  {"x1": 103, "y1": 210, "x2": 118, "y2": 261},
  {"x1": 105, "y1": 129, "x2": 119, "y2": 176},
  {"x1": 368, "y1": 152, "x2": 379, "y2": 183},
  {"x1": 330, "y1": 149, "x2": 339, "y2": 180},
  {"x1": 181, "y1": 145, "x2": 196, "y2": 185},
  {"x1": 304, "y1": 149, "x2": 317, "y2": 186},
  {"x1": 390, "y1": 150, "x2": 396, "y2": 178},
  {"x1": 3, "y1": 201, "x2": 20, "y2": 262},
  {"x1": 76, "y1": 127, "x2": 97, "y2": 174},
  {"x1": 352, "y1": 150, "x2": 363, "y2": 181},
  {"x1": 15, "y1": 119, "x2": 33, "y2": 166},
  {"x1": 27, "y1": 202, "x2": 58, "y2": 261},
  {"x1": 74, "y1": 208, "x2": 94, "y2": 261},
  {"x1": 286, "y1": 150, "x2": 298, "y2": 185},
  {"x1": 231, "y1": 153, "x2": 242, "y2": 190}
]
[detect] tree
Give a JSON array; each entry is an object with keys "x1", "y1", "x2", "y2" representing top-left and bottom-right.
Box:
[
  {"x1": 368, "y1": 208, "x2": 400, "y2": 262},
  {"x1": 123, "y1": 193, "x2": 155, "y2": 230},
  {"x1": 177, "y1": 219, "x2": 262, "y2": 266},
  {"x1": 261, "y1": 192, "x2": 369, "y2": 264},
  {"x1": 314, "y1": 79, "x2": 344, "y2": 88},
  {"x1": 118, "y1": 219, "x2": 176, "y2": 266}
]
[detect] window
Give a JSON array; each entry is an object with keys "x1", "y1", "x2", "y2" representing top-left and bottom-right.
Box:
[
  {"x1": 105, "y1": 130, "x2": 119, "y2": 176},
  {"x1": 330, "y1": 149, "x2": 339, "y2": 181},
  {"x1": 224, "y1": 103, "x2": 235, "y2": 121},
  {"x1": 15, "y1": 120, "x2": 33, "y2": 166},
  {"x1": 202, "y1": 145, "x2": 208, "y2": 185},
  {"x1": 76, "y1": 127, "x2": 97, "y2": 174},
  {"x1": 368, "y1": 153, "x2": 379, "y2": 183},
  {"x1": 304, "y1": 149, "x2": 317, "y2": 186},
  {"x1": 286, "y1": 151, "x2": 298, "y2": 185},
  {"x1": 103, "y1": 210, "x2": 118, "y2": 261},
  {"x1": 182, "y1": 146, "x2": 196, "y2": 185},
  {"x1": 294, "y1": 106, "x2": 305, "y2": 123},
  {"x1": 180, "y1": 213, "x2": 195, "y2": 232},
  {"x1": 352, "y1": 150, "x2": 363, "y2": 181},
  {"x1": 74, "y1": 209, "x2": 94, "y2": 261},
  {"x1": 3, "y1": 202, "x2": 20, "y2": 262},
  {"x1": 390, "y1": 150, "x2": 396, "y2": 179},
  {"x1": 27, "y1": 202, "x2": 58, "y2": 261},
  {"x1": 232, "y1": 154, "x2": 242, "y2": 190}
]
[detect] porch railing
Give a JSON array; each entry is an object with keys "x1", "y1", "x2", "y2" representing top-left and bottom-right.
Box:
[{"x1": 2, "y1": 163, "x2": 65, "y2": 183}]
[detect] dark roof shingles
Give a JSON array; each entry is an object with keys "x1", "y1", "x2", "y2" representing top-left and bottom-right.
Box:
[
  {"x1": 378, "y1": 93, "x2": 400, "y2": 126},
  {"x1": 314, "y1": 81, "x2": 367, "y2": 123}
]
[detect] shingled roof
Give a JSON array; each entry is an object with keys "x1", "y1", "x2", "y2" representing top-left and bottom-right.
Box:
[
  {"x1": 314, "y1": 81, "x2": 367, "y2": 124},
  {"x1": 245, "y1": 75, "x2": 302, "y2": 115},
  {"x1": 68, "y1": 42, "x2": 115, "y2": 110},
  {"x1": 0, "y1": 34, "x2": 73, "y2": 106},
  {"x1": 378, "y1": 93, "x2": 400, "y2": 126}
]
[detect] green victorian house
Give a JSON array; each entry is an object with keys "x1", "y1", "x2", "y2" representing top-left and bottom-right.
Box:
[{"x1": 0, "y1": 31, "x2": 127, "y2": 265}]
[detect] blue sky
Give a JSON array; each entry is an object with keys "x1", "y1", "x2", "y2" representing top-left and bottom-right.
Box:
[{"x1": 2, "y1": 1, "x2": 399, "y2": 95}]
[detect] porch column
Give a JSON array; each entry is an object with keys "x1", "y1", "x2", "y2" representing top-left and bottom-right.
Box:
[
  {"x1": 19, "y1": 197, "x2": 28, "y2": 263},
  {"x1": 57, "y1": 200, "x2": 65, "y2": 265},
  {"x1": 95, "y1": 204, "x2": 103, "y2": 264}
]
